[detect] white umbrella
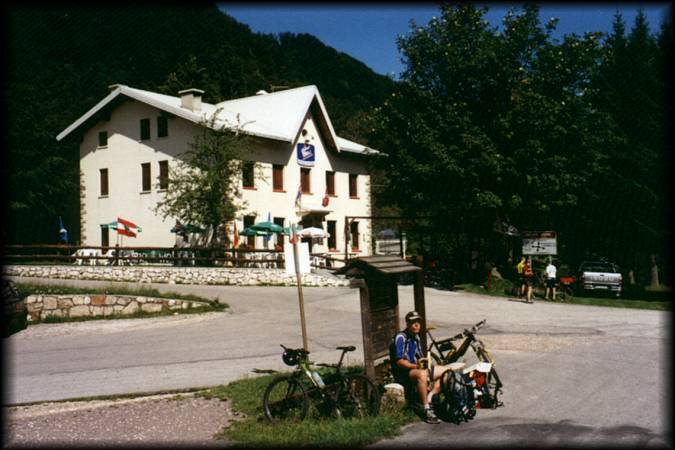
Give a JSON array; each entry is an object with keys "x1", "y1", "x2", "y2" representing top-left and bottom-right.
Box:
[{"x1": 298, "y1": 227, "x2": 326, "y2": 238}]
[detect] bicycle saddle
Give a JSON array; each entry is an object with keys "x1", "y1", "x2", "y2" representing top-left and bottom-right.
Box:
[{"x1": 336, "y1": 345, "x2": 356, "y2": 352}]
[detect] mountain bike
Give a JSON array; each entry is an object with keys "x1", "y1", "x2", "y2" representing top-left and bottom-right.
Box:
[
  {"x1": 255, "y1": 344, "x2": 380, "y2": 422},
  {"x1": 426, "y1": 319, "x2": 503, "y2": 409}
]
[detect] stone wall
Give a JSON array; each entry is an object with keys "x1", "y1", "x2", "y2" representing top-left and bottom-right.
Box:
[
  {"x1": 4, "y1": 265, "x2": 350, "y2": 287},
  {"x1": 24, "y1": 294, "x2": 211, "y2": 322}
]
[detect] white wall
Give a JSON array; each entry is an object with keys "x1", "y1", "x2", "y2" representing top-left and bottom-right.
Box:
[{"x1": 80, "y1": 98, "x2": 372, "y2": 257}]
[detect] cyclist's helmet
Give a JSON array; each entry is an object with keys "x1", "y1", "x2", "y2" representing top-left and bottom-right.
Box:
[
  {"x1": 282, "y1": 348, "x2": 300, "y2": 366},
  {"x1": 405, "y1": 311, "x2": 422, "y2": 324}
]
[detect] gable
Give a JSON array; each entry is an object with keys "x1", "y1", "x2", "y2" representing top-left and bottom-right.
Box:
[{"x1": 57, "y1": 84, "x2": 379, "y2": 155}]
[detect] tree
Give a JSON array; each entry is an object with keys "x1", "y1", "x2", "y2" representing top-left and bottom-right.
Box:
[
  {"x1": 154, "y1": 112, "x2": 252, "y2": 247},
  {"x1": 368, "y1": 3, "x2": 616, "y2": 281}
]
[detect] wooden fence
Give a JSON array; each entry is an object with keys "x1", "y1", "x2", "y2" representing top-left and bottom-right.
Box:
[{"x1": 4, "y1": 244, "x2": 344, "y2": 269}]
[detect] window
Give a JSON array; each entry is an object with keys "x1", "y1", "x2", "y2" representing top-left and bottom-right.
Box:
[
  {"x1": 99, "y1": 168, "x2": 109, "y2": 196},
  {"x1": 140, "y1": 118, "x2": 150, "y2": 140},
  {"x1": 350, "y1": 221, "x2": 360, "y2": 251},
  {"x1": 243, "y1": 162, "x2": 255, "y2": 188},
  {"x1": 244, "y1": 215, "x2": 256, "y2": 249},
  {"x1": 101, "y1": 226, "x2": 109, "y2": 250},
  {"x1": 273, "y1": 164, "x2": 284, "y2": 191},
  {"x1": 325, "y1": 171, "x2": 335, "y2": 195},
  {"x1": 98, "y1": 131, "x2": 108, "y2": 147},
  {"x1": 300, "y1": 168, "x2": 311, "y2": 193},
  {"x1": 274, "y1": 217, "x2": 285, "y2": 248},
  {"x1": 349, "y1": 174, "x2": 358, "y2": 198},
  {"x1": 327, "y1": 220, "x2": 337, "y2": 251},
  {"x1": 141, "y1": 163, "x2": 151, "y2": 192},
  {"x1": 157, "y1": 115, "x2": 168, "y2": 138},
  {"x1": 158, "y1": 160, "x2": 169, "y2": 190}
]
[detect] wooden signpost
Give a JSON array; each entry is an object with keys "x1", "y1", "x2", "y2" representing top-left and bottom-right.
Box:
[{"x1": 347, "y1": 256, "x2": 425, "y2": 382}]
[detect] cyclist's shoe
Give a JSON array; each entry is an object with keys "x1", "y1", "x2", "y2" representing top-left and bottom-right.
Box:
[{"x1": 423, "y1": 407, "x2": 441, "y2": 424}]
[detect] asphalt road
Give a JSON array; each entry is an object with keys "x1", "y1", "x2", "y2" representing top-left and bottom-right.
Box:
[{"x1": 4, "y1": 276, "x2": 672, "y2": 447}]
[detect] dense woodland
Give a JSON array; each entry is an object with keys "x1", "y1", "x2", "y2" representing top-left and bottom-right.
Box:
[
  {"x1": 4, "y1": 4, "x2": 672, "y2": 286},
  {"x1": 367, "y1": 4, "x2": 671, "y2": 285}
]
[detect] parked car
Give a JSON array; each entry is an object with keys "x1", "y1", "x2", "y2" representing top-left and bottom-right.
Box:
[{"x1": 577, "y1": 261, "x2": 623, "y2": 297}]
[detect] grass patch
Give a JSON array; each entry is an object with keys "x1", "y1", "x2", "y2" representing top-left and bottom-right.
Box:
[
  {"x1": 198, "y1": 370, "x2": 417, "y2": 447},
  {"x1": 14, "y1": 282, "x2": 227, "y2": 326},
  {"x1": 32, "y1": 305, "x2": 221, "y2": 325},
  {"x1": 456, "y1": 282, "x2": 670, "y2": 311},
  {"x1": 14, "y1": 282, "x2": 225, "y2": 308}
]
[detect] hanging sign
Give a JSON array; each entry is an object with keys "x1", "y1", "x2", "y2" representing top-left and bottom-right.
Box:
[
  {"x1": 522, "y1": 231, "x2": 557, "y2": 255},
  {"x1": 296, "y1": 142, "x2": 315, "y2": 167}
]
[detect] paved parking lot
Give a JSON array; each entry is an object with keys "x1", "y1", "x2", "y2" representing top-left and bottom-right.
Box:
[{"x1": 4, "y1": 277, "x2": 671, "y2": 447}]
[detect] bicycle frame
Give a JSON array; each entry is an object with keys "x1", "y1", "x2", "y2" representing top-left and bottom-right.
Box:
[
  {"x1": 427, "y1": 320, "x2": 503, "y2": 408},
  {"x1": 427, "y1": 319, "x2": 487, "y2": 365},
  {"x1": 279, "y1": 345, "x2": 355, "y2": 418}
]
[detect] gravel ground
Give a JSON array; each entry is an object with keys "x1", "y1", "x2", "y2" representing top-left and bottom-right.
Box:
[{"x1": 3, "y1": 393, "x2": 241, "y2": 448}]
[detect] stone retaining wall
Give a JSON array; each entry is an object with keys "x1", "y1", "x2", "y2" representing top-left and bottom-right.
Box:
[
  {"x1": 24, "y1": 294, "x2": 210, "y2": 322},
  {"x1": 4, "y1": 265, "x2": 350, "y2": 287}
]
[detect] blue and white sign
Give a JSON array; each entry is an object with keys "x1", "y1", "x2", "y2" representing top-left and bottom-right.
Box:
[{"x1": 296, "y1": 143, "x2": 315, "y2": 167}]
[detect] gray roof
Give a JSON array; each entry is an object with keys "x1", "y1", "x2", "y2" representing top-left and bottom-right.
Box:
[{"x1": 57, "y1": 84, "x2": 379, "y2": 155}]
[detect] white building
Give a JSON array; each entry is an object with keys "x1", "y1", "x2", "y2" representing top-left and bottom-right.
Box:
[{"x1": 57, "y1": 84, "x2": 377, "y2": 259}]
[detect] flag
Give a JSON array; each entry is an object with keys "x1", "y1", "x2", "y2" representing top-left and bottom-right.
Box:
[
  {"x1": 233, "y1": 221, "x2": 240, "y2": 249},
  {"x1": 117, "y1": 217, "x2": 141, "y2": 237},
  {"x1": 322, "y1": 190, "x2": 329, "y2": 207},
  {"x1": 58, "y1": 216, "x2": 68, "y2": 243},
  {"x1": 263, "y1": 212, "x2": 271, "y2": 244},
  {"x1": 295, "y1": 185, "x2": 302, "y2": 208}
]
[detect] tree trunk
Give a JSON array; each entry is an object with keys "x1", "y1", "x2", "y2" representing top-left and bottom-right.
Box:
[{"x1": 650, "y1": 254, "x2": 660, "y2": 288}]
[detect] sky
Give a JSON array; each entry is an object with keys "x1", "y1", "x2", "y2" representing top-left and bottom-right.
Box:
[{"x1": 218, "y1": 3, "x2": 671, "y2": 78}]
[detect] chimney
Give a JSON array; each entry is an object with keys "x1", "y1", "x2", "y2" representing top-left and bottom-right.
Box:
[{"x1": 178, "y1": 88, "x2": 204, "y2": 112}]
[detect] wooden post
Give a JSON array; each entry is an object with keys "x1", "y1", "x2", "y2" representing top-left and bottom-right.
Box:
[
  {"x1": 398, "y1": 224, "x2": 404, "y2": 258},
  {"x1": 414, "y1": 269, "x2": 427, "y2": 353},
  {"x1": 357, "y1": 281, "x2": 375, "y2": 380},
  {"x1": 292, "y1": 225, "x2": 309, "y2": 352}
]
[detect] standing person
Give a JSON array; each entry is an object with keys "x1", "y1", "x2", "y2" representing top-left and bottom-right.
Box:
[
  {"x1": 516, "y1": 256, "x2": 527, "y2": 297},
  {"x1": 523, "y1": 256, "x2": 535, "y2": 303},
  {"x1": 390, "y1": 311, "x2": 453, "y2": 424},
  {"x1": 545, "y1": 259, "x2": 557, "y2": 300}
]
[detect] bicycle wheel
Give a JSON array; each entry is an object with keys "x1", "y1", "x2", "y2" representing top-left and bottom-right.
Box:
[
  {"x1": 436, "y1": 370, "x2": 475, "y2": 423},
  {"x1": 338, "y1": 374, "x2": 381, "y2": 419},
  {"x1": 483, "y1": 368, "x2": 503, "y2": 409},
  {"x1": 263, "y1": 375, "x2": 309, "y2": 422},
  {"x1": 560, "y1": 285, "x2": 574, "y2": 301}
]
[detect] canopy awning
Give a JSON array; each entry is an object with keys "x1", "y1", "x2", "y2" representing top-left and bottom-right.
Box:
[{"x1": 296, "y1": 201, "x2": 332, "y2": 216}]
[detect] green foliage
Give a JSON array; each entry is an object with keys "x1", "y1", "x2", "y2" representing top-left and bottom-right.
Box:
[
  {"x1": 154, "y1": 112, "x2": 250, "y2": 246},
  {"x1": 14, "y1": 282, "x2": 224, "y2": 307},
  {"x1": 199, "y1": 373, "x2": 415, "y2": 447},
  {"x1": 368, "y1": 4, "x2": 670, "y2": 280}
]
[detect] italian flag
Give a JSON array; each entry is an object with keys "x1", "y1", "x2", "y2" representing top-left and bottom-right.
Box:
[{"x1": 117, "y1": 217, "x2": 141, "y2": 237}]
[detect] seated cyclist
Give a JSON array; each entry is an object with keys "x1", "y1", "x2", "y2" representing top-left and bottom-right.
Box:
[{"x1": 390, "y1": 311, "x2": 454, "y2": 424}]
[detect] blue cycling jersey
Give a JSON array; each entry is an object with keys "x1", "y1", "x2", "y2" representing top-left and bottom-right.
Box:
[{"x1": 390, "y1": 331, "x2": 422, "y2": 366}]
